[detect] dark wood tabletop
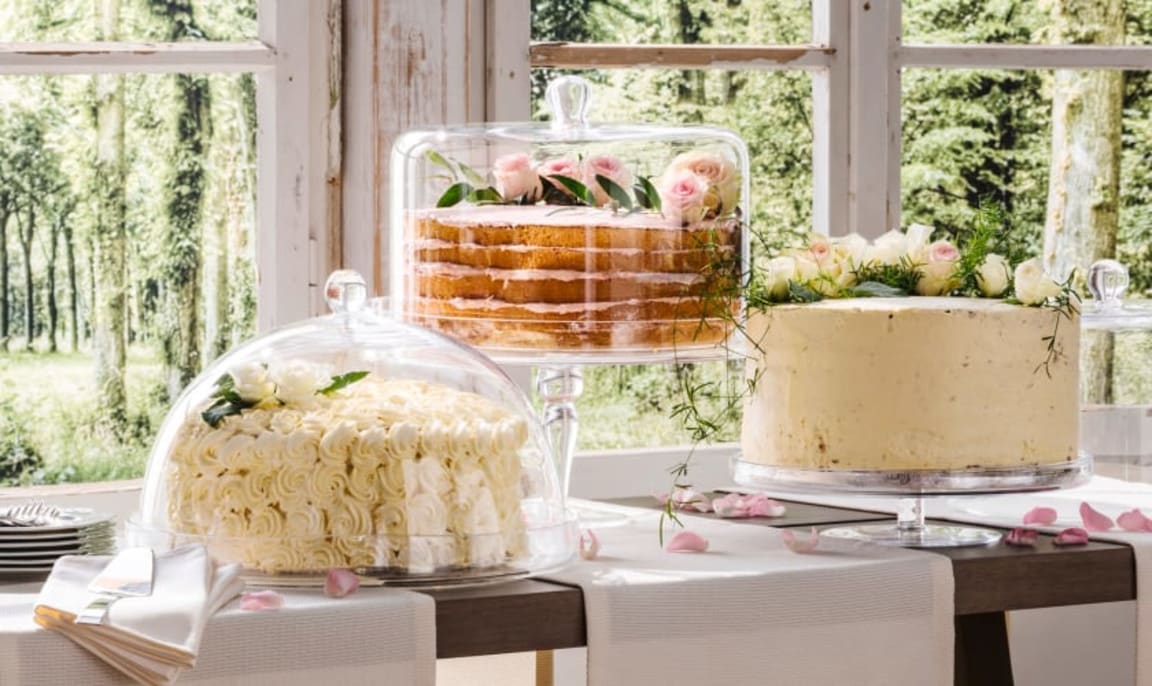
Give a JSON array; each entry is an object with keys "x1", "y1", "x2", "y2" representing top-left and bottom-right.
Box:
[{"x1": 420, "y1": 495, "x2": 1136, "y2": 686}]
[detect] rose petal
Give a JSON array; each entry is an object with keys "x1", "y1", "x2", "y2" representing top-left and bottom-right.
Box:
[
  {"x1": 324, "y1": 568, "x2": 361, "y2": 598},
  {"x1": 781, "y1": 527, "x2": 820, "y2": 554},
  {"x1": 1116, "y1": 508, "x2": 1152, "y2": 532},
  {"x1": 1022, "y1": 506, "x2": 1058, "y2": 526},
  {"x1": 240, "y1": 590, "x2": 285, "y2": 611},
  {"x1": 1079, "y1": 502, "x2": 1115, "y2": 532},
  {"x1": 656, "y1": 487, "x2": 713, "y2": 513},
  {"x1": 579, "y1": 529, "x2": 600, "y2": 561},
  {"x1": 748, "y1": 497, "x2": 787, "y2": 518},
  {"x1": 1054, "y1": 527, "x2": 1090, "y2": 546},
  {"x1": 665, "y1": 530, "x2": 709, "y2": 553},
  {"x1": 711, "y1": 493, "x2": 787, "y2": 519},
  {"x1": 1004, "y1": 528, "x2": 1039, "y2": 547}
]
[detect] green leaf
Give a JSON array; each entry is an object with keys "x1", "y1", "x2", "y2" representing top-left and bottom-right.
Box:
[
  {"x1": 436, "y1": 182, "x2": 473, "y2": 208},
  {"x1": 851, "y1": 281, "x2": 908, "y2": 298},
  {"x1": 546, "y1": 174, "x2": 596, "y2": 206},
  {"x1": 633, "y1": 182, "x2": 653, "y2": 209},
  {"x1": 458, "y1": 162, "x2": 489, "y2": 188},
  {"x1": 638, "y1": 175, "x2": 662, "y2": 212},
  {"x1": 595, "y1": 174, "x2": 633, "y2": 210},
  {"x1": 317, "y1": 371, "x2": 369, "y2": 396},
  {"x1": 466, "y1": 187, "x2": 504, "y2": 204},
  {"x1": 788, "y1": 281, "x2": 824, "y2": 303},
  {"x1": 201, "y1": 397, "x2": 253, "y2": 428},
  {"x1": 425, "y1": 149, "x2": 456, "y2": 174}
]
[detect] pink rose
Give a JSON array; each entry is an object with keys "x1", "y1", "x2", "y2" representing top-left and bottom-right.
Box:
[
  {"x1": 582, "y1": 155, "x2": 633, "y2": 207},
  {"x1": 928, "y1": 239, "x2": 960, "y2": 263},
  {"x1": 666, "y1": 151, "x2": 740, "y2": 216},
  {"x1": 657, "y1": 169, "x2": 708, "y2": 226},
  {"x1": 492, "y1": 153, "x2": 542, "y2": 202},
  {"x1": 537, "y1": 157, "x2": 582, "y2": 197},
  {"x1": 914, "y1": 239, "x2": 961, "y2": 295}
]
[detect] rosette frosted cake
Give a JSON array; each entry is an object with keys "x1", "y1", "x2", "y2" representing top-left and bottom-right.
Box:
[
  {"x1": 398, "y1": 150, "x2": 744, "y2": 352},
  {"x1": 166, "y1": 362, "x2": 528, "y2": 574},
  {"x1": 740, "y1": 223, "x2": 1081, "y2": 474}
]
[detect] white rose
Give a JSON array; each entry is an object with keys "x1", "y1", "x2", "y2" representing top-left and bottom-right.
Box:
[
  {"x1": 904, "y1": 223, "x2": 935, "y2": 262},
  {"x1": 793, "y1": 255, "x2": 820, "y2": 283},
  {"x1": 863, "y1": 230, "x2": 907, "y2": 267},
  {"x1": 230, "y1": 362, "x2": 275, "y2": 403},
  {"x1": 977, "y1": 253, "x2": 1011, "y2": 297},
  {"x1": 914, "y1": 240, "x2": 960, "y2": 296},
  {"x1": 811, "y1": 253, "x2": 857, "y2": 296},
  {"x1": 832, "y1": 233, "x2": 869, "y2": 266},
  {"x1": 1014, "y1": 258, "x2": 1063, "y2": 305},
  {"x1": 269, "y1": 360, "x2": 331, "y2": 405},
  {"x1": 761, "y1": 256, "x2": 796, "y2": 300}
]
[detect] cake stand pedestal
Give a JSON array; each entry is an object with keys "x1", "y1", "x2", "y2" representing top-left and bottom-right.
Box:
[{"x1": 732, "y1": 455, "x2": 1092, "y2": 548}]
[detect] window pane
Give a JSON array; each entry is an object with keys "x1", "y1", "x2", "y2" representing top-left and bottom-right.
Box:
[
  {"x1": 528, "y1": 68, "x2": 812, "y2": 450},
  {"x1": 0, "y1": 0, "x2": 257, "y2": 42},
  {"x1": 0, "y1": 72, "x2": 257, "y2": 485},
  {"x1": 904, "y1": 0, "x2": 1150, "y2": 46},
  {"x1": 530, "y1": 0, "x2": 811, "y2": 45}
]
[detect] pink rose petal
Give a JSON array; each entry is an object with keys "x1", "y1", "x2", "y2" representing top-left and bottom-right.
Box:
[
  {"x1": 1116, "y1": 508, "x2": 1152, "y2": 532},
  {"x1": 1054, "y1": 527, "x2": 1090, "y2": 546},
  {"x1": 1079, "y1": 502, "x2": 1115, "y2": 532},
  {"x1": 781, "y1": 527, "x2": 820, "y2": 554},
  {"x1": 324, "y1": 568, "x2": 361, "y2": 598},
  {"x1": 1004, "y1": 528, "x2": 1039, "y2": 547},
  {"x1": 656, "y1": 487, "x2": 713, "y2": 513},
  {"x1": 579, "y1": 529, "x2": 600, "y2": 561},
  {"x1": 711, "y1": 493, "x2": 787, "y2": 519},
  {"x1": 665, "y1": 530, "x2": 709, "y2": 553},
  {"x1": 240, "y1": 590, "x2": 285, "y2": 611},
  {"x1": 748, "y1": 497, "x2": 787, "y2": 518},
  {"x1": 1022, "y1": 506, "x2": 1058, "y2": 526}
]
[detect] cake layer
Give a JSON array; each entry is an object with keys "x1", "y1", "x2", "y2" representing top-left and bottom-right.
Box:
[
  {"x1": 412, "y1": 295, "x2": 737, "y2": 322},
  {"x1": 413, "y1": 262, "x2": 709, "y2": 304},
  {"x1": 740, "y1": 297, "x2": 1080, "y2": 472},
  {"x1": 410, "y1": 206, "x2": 740, "y2": 251},
  {"x1": 413, "y1": 239, "x2": 734, "y2": 273}
]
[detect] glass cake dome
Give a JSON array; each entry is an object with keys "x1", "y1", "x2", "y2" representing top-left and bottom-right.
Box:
[
  {"x1": 388, "y1": 75, "x2": 750, "y2": 364},
  {"x1": 131, "y1": 270, "x2": 577, "y2": 585}
]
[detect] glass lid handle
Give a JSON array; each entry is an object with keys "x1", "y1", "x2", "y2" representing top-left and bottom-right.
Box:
[
  {"x1": 1087, "y1": 259, "x2": 1129, "y2": 310},
  {"x1": 546, "y1": 76, "x2": 592, "y2": 130},
  {"x1": 324, "y1": 269, "x2": 368, "y2": 314}
]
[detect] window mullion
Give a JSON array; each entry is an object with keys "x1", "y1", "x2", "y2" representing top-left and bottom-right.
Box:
[
  {"x1": 811, "y1": 0, "x2": 849, "y2": 236},
  {"x1": 0, "y1": 41, "x2": 274, "y2": 75}
]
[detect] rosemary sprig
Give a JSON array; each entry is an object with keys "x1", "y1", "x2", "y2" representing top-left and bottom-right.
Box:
[
  {"x1": 953, "y1": 199, "x2": 1002, "y2": 294},
  {"x1": 1035, "y1": 274, "x2": 1081, "y2": 378}
]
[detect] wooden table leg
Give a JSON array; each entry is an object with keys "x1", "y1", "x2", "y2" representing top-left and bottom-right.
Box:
[
  {"x1": 535, "y1": 649, "x2": 554, "y2": 686},
  {"x1": 954, "y1": 612, "x2": 1014, "y2": 686}
]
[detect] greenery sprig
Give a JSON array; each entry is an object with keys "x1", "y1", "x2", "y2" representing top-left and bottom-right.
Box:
[
  {"x1": 1035, "y1": 274, "x2": 1081, "y2": 379},
  {"x1": 201, "y1": 374, "x2": 256, "y2": 428}
]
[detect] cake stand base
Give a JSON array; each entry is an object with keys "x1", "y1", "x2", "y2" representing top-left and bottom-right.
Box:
[{"x1": 822, "y1": 523, "x2": 1002, "y2": 548}]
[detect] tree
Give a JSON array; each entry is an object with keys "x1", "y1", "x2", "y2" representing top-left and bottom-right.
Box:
[
  {"x1": 1042, "y1": 0, "x2": 1126, "y2": 404},
  {"x1": 43, "y1": 193, "x2": 76, "y2": 353},
  {"x1": 92, "y1": 0, "x2": 129, "y2": 431}
]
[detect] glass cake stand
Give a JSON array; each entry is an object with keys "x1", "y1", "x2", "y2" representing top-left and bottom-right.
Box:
[{"x1": 732, "y1": 455, "x2": 1092, "y2": 547}]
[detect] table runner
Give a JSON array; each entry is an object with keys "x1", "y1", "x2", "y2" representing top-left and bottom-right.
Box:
[
  {"x1": 0, "y1": 584, "x2": 435, "y2": 685},
  {"x1": 542, "y1": 501, "x2": 954, "y2": 686},
  {"x1": 739, "y1": 475, "x2": 1152, "y2": 686}
]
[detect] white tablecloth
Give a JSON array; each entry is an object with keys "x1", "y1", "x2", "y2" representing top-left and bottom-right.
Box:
[
  {"x1": 0, "y1": 584, "x2": 435, "y2": 685},
  {"x1": 543, "y1": 501, "x2": 954, "y2": 686},
  {"x1": 739, "y1": 476, "x2": 1152, "y2": 686}
]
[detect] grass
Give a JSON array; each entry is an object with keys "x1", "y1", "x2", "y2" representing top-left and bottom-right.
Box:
[{"x1": 0, "y1": 342, "x2": 165, "y2": 484}]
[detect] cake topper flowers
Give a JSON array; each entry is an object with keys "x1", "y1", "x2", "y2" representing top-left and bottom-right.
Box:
[
  {"x1": 426, "y1": 149, "x2": 741, "y2": 226},
  {"x1": 201, "y1": 361, "x2": 369, "y2": 427}
]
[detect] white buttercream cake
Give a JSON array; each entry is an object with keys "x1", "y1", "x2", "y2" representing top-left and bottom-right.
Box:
[
  {"x1": 167, "y1": 377, "x2": 527, "y2": 574},
  {"x1": 741, "y1": 297, "x2": 1080, "y2": 472}
]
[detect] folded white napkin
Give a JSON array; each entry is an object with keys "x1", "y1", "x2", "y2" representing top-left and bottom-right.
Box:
[
  {"x1": 544, "y1": 501, "x2": 954, "y2": 686},
  {"x1": 33, "y1": 545, "x2": 244, "y2": 686}
]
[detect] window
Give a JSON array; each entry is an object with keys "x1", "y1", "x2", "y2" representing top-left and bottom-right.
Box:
[{"x1": 0, "y1": 1, "x2": 335, "y2": 487}]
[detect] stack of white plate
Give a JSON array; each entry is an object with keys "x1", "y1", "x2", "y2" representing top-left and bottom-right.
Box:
[{"x1": 0, "y1": 508, "x2": 116, "y2": 576}]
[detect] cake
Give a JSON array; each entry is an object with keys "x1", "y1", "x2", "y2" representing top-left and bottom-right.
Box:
[
  {"x1": 403, "y1": 205, "x2": 741, "y2": 350},
  {"x1": 740, "y1": 297, "x2": 1080, "y2": 472},
  {"x1": 165, "y1": 370, "x2": 528, "y2": 574}
]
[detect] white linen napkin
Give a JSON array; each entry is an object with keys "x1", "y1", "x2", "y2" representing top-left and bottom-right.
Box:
[
  {"x1": 33, "y1": 544, "x2": 245, "y2": 686},
  {"x1": 542, "y1": 501, "x2": 954, "y2": 686}
]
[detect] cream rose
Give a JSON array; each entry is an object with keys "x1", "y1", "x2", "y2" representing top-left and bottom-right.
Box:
[
  {"x1": 229, "y1": 362, "x2": 275, "y2": 403},
  {"x1": 976, "y1": 253, "x2": 1011, "y2": 297},
  {"x1": 761, "y1": 255, "x2": 796, "y2": 300},
  {"x1": 806, "y1": 234, "x2": 833, "y2": 264},
  {"x1": 832, "y1": 233, "x2": 869, "y2": 266},
  {"x1": 810, "y1": 254, "x2": 857, "y2": 296},
  {"x1": 582, "y1": 155, "x2": 633, "y2": 207},
  {"x1": 657, "y1": 170, "x2": 708, "y2": 226},
  {"x1": 864, "y1": 230, "x2": 907, "y2": 267},
  {"x1": 492, "y1": 153, "x2": 542, "y2": 202},
  {"x1": 270, "y1": 360, "x2": 331, "y2": 406},
  {"x1": 915, "y1": 240, "x2": 961, "y2": 296},
  {"x1": 537, "y1": 158, "x2": 581, "y2": 197},
  {"x1": 666, "y1": 151, "x2": 740, "y2": 216},
  {"x1": 904, "y1": 223, "x2": 935, "y2": 263},
  {"x1": 1014, "y1": 258, "x2": 1063, "y2": 305}
]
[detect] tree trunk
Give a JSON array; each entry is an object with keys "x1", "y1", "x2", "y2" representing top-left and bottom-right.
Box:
[
  {"x1": 17, "y1": 205, "x2": 35, "y2": 352},
  {"x1": 92, "y1": 0, "x2": 129, "y2": 431},
  {"x1": 1042, "y1": 0, "x2": 1125, "y2": 405},
  {"x1": 63, "y1": 217, "x2": 79, "y2": 352},
  {"x1": 45, "y1": 214, "x2": 61, "y2": 353},
  {"x1": 0, "y1": 205, "x2": 10, "y2": 352}
]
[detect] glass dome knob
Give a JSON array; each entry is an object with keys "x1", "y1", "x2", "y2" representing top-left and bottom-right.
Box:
[
  {"x1": 545, "y1": 75, "x2": 592, "y2": 130},
  {"x1": 324, "y1": 269, "x2": 368, "y2": 314},
  {"x1": 1087, "y1": 259, "x2": 1129, "y2": 310}
]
